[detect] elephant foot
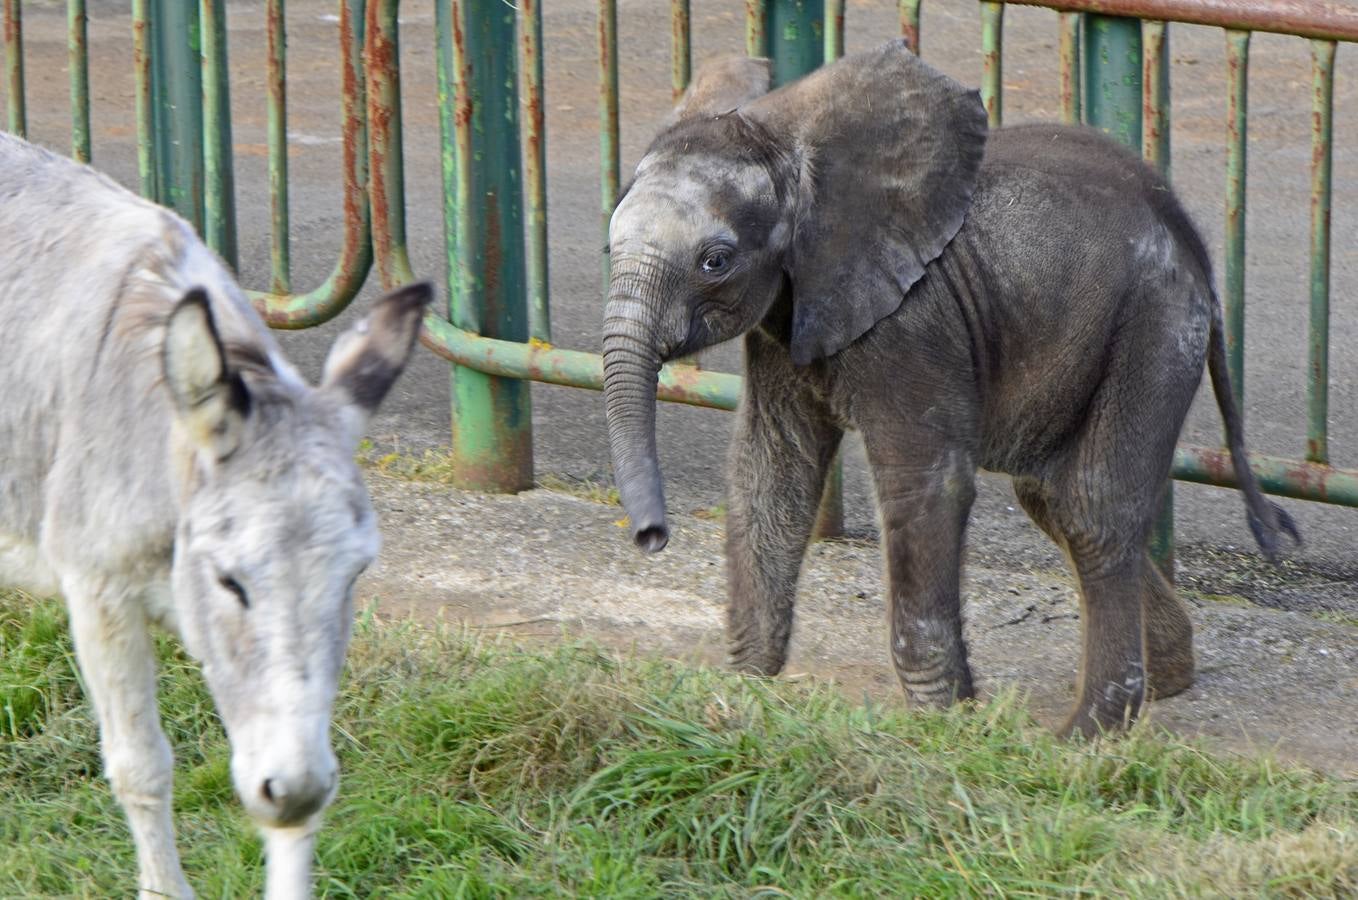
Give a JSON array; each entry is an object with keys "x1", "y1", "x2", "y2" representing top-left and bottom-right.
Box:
[
  {"x1": 1060, "y1": 663, "x2": 1146, "y2": 740},
  {"x1": 1059, "y1": 702, "x2": 1131, "y2": 742},
  {"x1": 896, "y1": 666, "x2": 975, "y2": 710},
  {"x1": 728, "y1": 647, "x2": 786, "y2": 678},
  {"x1": 1147, "y1": 662, "x2": 1194, "y2": 701}
]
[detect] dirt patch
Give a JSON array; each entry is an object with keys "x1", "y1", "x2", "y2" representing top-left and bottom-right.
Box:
[{"x1": 360, "y1": 472, "x2": 1358, "y2": 779}]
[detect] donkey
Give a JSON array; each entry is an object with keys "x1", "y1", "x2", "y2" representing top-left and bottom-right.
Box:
[{"x1": 0, "y1": 132, "x2": 431, "y2": 898}]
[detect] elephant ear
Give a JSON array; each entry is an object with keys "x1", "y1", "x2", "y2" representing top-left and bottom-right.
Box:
[
  {"x1": 744, "y1": 40, "x2": 987, "y2": 365},
  {"x1": 660, "y1": 54, "x2": 772, "y2": 130}
]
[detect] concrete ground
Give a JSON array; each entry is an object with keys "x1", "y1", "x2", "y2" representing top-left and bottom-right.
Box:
[{"x1": 4, "y1": 1, "x2": 1355, "y2": 773}]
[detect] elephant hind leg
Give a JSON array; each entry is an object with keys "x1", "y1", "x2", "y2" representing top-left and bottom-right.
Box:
[
  {"x1": 1013, "y1": 480, "x2": 1194, "y2": 697},
  {"x1": 1014, "y1": 476, "x2": 1160, "y2": 738},
  {"x1": 1141, "y1": 553, "x2": 1194, "y2": 699},
  {"x1": 1014, "y1": 479, "x2": 1144, "y2": 736}
]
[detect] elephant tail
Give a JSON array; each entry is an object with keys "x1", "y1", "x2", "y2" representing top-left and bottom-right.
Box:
[{"x1": 1206, "y1": 298, "x2": 1301, "y2": 563}]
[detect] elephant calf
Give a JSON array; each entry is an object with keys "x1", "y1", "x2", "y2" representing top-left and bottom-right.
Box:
[{"x1": 600, "y1": 41, "x2": 1298, "y2": 738}]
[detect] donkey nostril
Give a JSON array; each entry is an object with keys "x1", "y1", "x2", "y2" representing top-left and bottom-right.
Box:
[{"x1": 261, "y1": 778, "x2": 275, "y2": 804}]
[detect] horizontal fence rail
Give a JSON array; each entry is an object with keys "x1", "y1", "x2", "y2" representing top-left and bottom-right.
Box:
[
  {"x1": 1, "y1": 0, "x2": 1355, "y2": 548},
  {"x1": 1007, "y1": 0, "x2": 1358, "y2": 42}
]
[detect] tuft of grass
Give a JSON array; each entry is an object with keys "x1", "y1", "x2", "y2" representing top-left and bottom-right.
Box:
[
  {"x1": 0, "y1": 592, "x2": 83, "y2": 739},
  {"x1": 1181, "y1": 589, "x2": 1255, "y2": 609},
  {"x1": 536, "y1": 473, "x2": 621, "y2": 506},
  {"x1": 2, "y1": 591, "x2": 1354, "y2": 898},
  {"x1": 357, "y1": 445, "x2": 624, "y2": 509},
  {"x1": 1312, "y1": 610, "x2": 1358, "y2": 628},
  {"x1": 358, "y1": 446, "x2": 462, "y2": 484},
  {"x1": 692, "y1": 503, "x2": 727, "y2": 521}
]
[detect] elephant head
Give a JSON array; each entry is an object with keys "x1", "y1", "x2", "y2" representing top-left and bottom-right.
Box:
[{"x1": 602, "y1": 39, "x2": 987, "y2": 552}]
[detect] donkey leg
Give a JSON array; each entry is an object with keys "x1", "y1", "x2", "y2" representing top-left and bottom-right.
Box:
[
  {"x1": 264, "y1": 825, "x2": 318, "y2": 900},
  {"x1": 64, "y1": 574, "x2": 192, "y2": 899}
]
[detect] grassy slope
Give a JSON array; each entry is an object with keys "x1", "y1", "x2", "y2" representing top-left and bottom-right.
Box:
[{"x1": 1, "y1": 591, "x2": 1354, "y2": 898}]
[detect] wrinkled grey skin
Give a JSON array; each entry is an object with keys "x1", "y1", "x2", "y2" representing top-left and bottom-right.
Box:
[{"x1": 601, "y1": 41, "x2": 1299, "y2": 739}]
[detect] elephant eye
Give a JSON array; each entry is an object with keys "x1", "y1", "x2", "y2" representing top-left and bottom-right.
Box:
[{"x1": 700, "y1": 249, "x2": 731, "y2": 275}]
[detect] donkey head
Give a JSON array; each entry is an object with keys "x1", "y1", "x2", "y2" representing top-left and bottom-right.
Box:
[{"x1": 161, "y1": 281, "x2": 431, "y2": 834}]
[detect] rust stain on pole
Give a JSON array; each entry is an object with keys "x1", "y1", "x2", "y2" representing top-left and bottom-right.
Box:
[
  {"x1": 1058, "y1": 11, "x2": 1081, "y2": 123},
  {"x1": 900, "y1": 0, "x2": 921, "y2": 54},
  {"x1": 746, "y1": 0, "x2": 767, "y2": 57}
]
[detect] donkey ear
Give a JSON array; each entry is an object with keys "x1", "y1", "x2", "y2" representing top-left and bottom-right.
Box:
[
  {"x1": 660, "y1": 54, "x2": 772, "y2": 129},
  {"x1": 321, "y1": 281, "x2": 433, "y2": 442},
  {"x1": 163, "y1": 288, "x2": 250, "y2": 460},
  {"x1": 744, "y1": 40, "x2": 987, "y2": 365}
]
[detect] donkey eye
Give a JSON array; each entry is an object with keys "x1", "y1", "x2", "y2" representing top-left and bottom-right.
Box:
[
  {"x1": 218, "y1": 574, "x2": 249, "y2": 609},
  {"x1": 700, "y1": 249, "x2": 731, "y2": 275}
]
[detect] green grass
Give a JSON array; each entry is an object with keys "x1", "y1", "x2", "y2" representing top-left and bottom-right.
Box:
[
  {"x1": 2, "y1": 590, "x2": 1354, "y2": 898},
  {"x1": 356, "y1": 442, "x2": 624, "y2": 507}
]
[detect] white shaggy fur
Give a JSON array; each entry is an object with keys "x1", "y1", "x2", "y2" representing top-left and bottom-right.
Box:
[{"x1": 0, "y1": 133, "x2": 427, "y2": 898}]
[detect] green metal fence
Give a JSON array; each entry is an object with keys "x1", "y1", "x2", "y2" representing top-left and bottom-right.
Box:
[{"x1": 3, "y1": 0, "x2": 1357, "y2": 568}]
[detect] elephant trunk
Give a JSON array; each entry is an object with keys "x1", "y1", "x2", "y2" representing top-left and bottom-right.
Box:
[{"x1": 602, "y1": 287, "x2": 670, "y2": 554}]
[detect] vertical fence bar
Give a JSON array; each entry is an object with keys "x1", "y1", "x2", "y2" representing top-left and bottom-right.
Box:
[
  {"x1": 900, "y1": 0, "x2": 920, "y2": 54},
  {"x1": 1084, "y1": 15, "x2": 1164, "y2": 574},
  {"x1": 133, "y1": 0, "x2": 155, "y2": 195},
  {"x1": 671, "y1": 0, "x2": 690, "y2": 101},
  {"x1": 255, "y1": 0, "x2": 371, "y2": 327},
  {"x1": 745, "y1": 0, "x2": 766, "y2": 58},
  {"x1": 760, "y1": 0, "x2": 841, "y2": 539},
  {"x1": 1308, "y1": 39, "x2": 1335, "y2": 465},
  {"x1": 152, "y1": 0, "x2": 205, "y2": 230},
  {"x1": 522, "y1": 0, "x2": 549, "y2": 341},
  {"x1": 1059, "y1": 11, "x2": 1080, "y2": 124},
  {"x1": 367, "y1": 0, "x2": 415, "y2": 287},
  {"x1": 980, "y1": 2, "x2": 1003, "y2": 127},
  {"x1": 447, "y1": 0, "x2": 534, "y2": 491},
  {"x1": 436, "y1": 0, "x2": 459, "y2": 312},
  {"x1": 1141, "y1": 19, "x2": 1174, "y2": 576},
  {"x1": 4, "y1": 0, "x2": 25, "y2": 136},
  {"x1": 203, "y1": 0, "x2": 238, "y2": 271},
  {"x1": 68, "y1": 0, "x2": 90, "y2": 161},
  {"x1": 1224, "y1": 29, "x2": 1250, "y2": 416},
  {"x1": 1141, "y1": 20, "x2": 1170, "y2": 180},
  {"x1": 765, "y1": 0, "x2": 823, "y2": 86},
  {"x1": 825, "y1": 0, "x2": 844, "y2": 62},
  {"x1": 599, "y1": 0, "x2": 619, "y2": 291},
  {"x1": 1084, "y1": 15, "x2": 1142, "y2": 149},
  {"x1": 265, "y1": 0, "x2": 290, "y2": 291},
  {"x1": 666, "y1": 0, "x2": 702, "y2": 368}
]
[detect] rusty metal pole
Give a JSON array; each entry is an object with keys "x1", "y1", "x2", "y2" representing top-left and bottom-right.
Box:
[
  {"x1": 150, "y1": 0, "x2": 205, "y2": 231},
  {"x1": 68, "y1": 0, "x2": 90, "y2": 162},
  {"x1": 1083, "y1": 15, "x2": 1142, "y2": 148},
  {"x1": 763, "y1": 0, "x2": 824, "y2": 86},
  {"x1": 4, "y1": 0, "x2": 25, "y2": 137},
  {"x1": 203, "y1": 0, "x2": 238, "y2": 270},
  {"x1": 1084, "y1": 14, "x2": 1175, "y2": 579},
  {"x1": 445, "y1": 0, "x2": 534, "y2": 492},
  {"x1": 752, "y1": 0, "x2": 843, "y2": 539}
]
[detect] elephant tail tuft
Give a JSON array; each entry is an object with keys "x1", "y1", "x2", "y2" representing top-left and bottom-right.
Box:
[{"x1": 1206, "y1": 299, "x2": 1302, "y2": 564}]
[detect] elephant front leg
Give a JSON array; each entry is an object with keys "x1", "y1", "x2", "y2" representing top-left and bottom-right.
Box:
[
  {"x1": 873, "y1": 451, "x2": 978, "y2": 708},
  {"x1": 725, "y1": 343, "x2": 842, "y2": 676}
]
